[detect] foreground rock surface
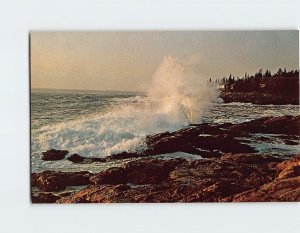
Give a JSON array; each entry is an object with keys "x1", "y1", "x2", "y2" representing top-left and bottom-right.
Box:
[
  {"x1": 228, "y1": 155, "x2": 300, "y2": 202},
  {"x1": 31, "y1": 171, "x2": 93, "y2": 192},
  {"x1": 55, "y1": 154, "x2": 300, "y2": 203}
]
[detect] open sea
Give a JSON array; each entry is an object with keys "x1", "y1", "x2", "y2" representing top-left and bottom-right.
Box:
[{"x1": 31, "y1": 89, "x2": 300, "y2": 173}]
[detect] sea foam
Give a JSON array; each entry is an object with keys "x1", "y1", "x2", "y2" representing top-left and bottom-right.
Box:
[{"x1": 32, "y1": 55, "x2": 220, "y2": 157}]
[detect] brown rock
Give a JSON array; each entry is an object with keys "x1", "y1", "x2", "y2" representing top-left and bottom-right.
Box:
[
  {"x1": 57, "y1": 184, "x2": 132, "y2": 203},
  {"x1": 124, "y1": 158, "x2": 183, "y2": 185},
  {"x1": 67, "y1": 154, "x2": 84, "y2": 163},
  {"x1": 32, "y1": 170, "x2": 93, "y2": 192},
  {"x1": 232, "y1": 177, "x2": 300, "y2": 202},
  {"x1": 90, "y1": 167, "x2": 126, "y2": 185},
  {"x1": 232, "y1": 155, "x2": 300, "y2": 202},
  {"x1": 42, "y1": 149, "x2": 68, "y2": 161},
  {"x1": 32, "y1": 192, "x2": 60, "y2": 203},
  {"x1": 35, "y1": 171, "x2": 66, "y2": 192},
  {"x1": 228, "y1": 115, "x2": 300, "y2": 135},
  {"x1": 58, "y1": 154, "x2": 290, "y2": 203}
]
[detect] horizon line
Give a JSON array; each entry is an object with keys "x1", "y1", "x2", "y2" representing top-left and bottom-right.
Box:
[{"x1": 31, "y1": 87, "x2": 145, "y2": 93}]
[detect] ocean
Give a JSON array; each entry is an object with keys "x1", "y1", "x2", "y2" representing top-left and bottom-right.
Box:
[{"x1": 31, "y1": 89, "x2": 300, "y2": 173}]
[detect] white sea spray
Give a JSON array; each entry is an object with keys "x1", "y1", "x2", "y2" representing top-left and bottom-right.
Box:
[{"x1": 32, "y1": 55, "x2": 220, "y2": 158}]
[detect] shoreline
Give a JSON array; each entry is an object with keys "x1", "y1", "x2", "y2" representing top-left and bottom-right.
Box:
[
  {"x1": 31, "y1": 115, "x2": 300, "y2": 203},
  {"x1": 220, "y1": 91, "x2": 299, "y2": 105}
]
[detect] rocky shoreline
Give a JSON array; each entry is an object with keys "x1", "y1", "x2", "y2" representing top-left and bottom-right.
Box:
[
  {"x1": 220, "y1": 91, "x2": 299, "y2": 105},
  {"x1": 31, "y1": 115, "x2": 300, "y2": 203}
]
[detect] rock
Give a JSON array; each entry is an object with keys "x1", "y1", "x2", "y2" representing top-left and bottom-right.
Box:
[
  {"x1": 231, "y1": 177, "x2": 300, "y2": 202},
  {"x1": 219, "y1": 153, "x2": 283, "y2": 164},
  {"x1": 57, "y1": 184, "x2": 132, "y2": 203},
  {"x1": 124, "y1": 158, "x2": 183, "y2": 185},
  {"x1": 32, "y1": 170, "x2": 93, "y2": 192},
  {"x1": 58, "y1": 153, "x2": 296, "y2": 203},
  {"x1": 228, "y1": 115, "x2": 300, "y2": 135},
  {"x1": 276, "y1": 155, "x2": 300, "y2": 174},
  {"x1": 42, "y1": 149, "x2": 68, "y2": 161},
  {"x1": 230, "y1": 155, "x2": 300, "y2": 202},
  {"x1": 145, "y1": 131, "x2": 256, "y2": 157},
  {"x1": 35, "y1": 171, "x2": 66, "y2": 192},
  {"x1": 192, "y1": 135, "x2": 256, "y2": 154},
  {"x1": 67, "y1": 154, "x2": 85, "y2": 163},
  {"x1": 91, "y1": 158, "x2": 183, "y2": 185},
  {"x1": 108, "y1": 152, "x2": 143, "y2": 160},
  {"x1": 65, "y1": 153, "x2": 108, "y2": 164},
  {"x1": 90, "y1": 157, "x2": 107, "y2": 163},
  {"x1": 32, "y1": 192, "x2": 60, "y2": 203},
  {"x1": 220, "y1": 91, "x2": 299, "y2": 105},
  {"x1": 67, "y1": 171, "x2": 93, "y2": 186},
  {"x1": 102, "y1": 116, "x2": 298, "y2": 162},
  {"x1": 90, "y1": 167, "x2": 126, "y2": 185},
  {"x1": 284, "y1": 140, "x2": 299, "y2": 145}
]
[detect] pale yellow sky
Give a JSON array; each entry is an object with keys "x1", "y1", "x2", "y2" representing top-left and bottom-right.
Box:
[{"x1": 31, "y1": 31, "x2": 299, "y2": 91}]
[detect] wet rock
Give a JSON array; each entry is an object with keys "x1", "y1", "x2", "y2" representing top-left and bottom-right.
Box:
[
  {"x1": 219, "y1": 153, "x2": 283, "y2": 164},
  {"x1": 67, "y1": 154, "x2": 85, "y2": 163},
  {"x1": 90, "y1": 157, "x2": 107, "y2": 163},
  {"x1": 284, "y1": 140, "x2": 299, "y2": 145},
  {"x1": 108, "y1": 152, "x2": 143, "y2": 160},
  {"x1": 192, "y1": 135, "x2": 256, "y2": 153},
  {"x1": 228, "y1": 115, "x2": 300, "y2": 135},
  {"x1": 105, "y1": 116, "x2": 298, "y2": 161},
  {"x1": 42, "y1": 149, "x2": 68, "y2": 161},
  {"x1": 145, "y1": 131, "x2": 256, "y2": 157},
  {"x1": 66, "y1": 154, "x2": 108, "y2": 164},
  {"x1": 220, "y1": 91, "x2": 299, "y2": 105}
]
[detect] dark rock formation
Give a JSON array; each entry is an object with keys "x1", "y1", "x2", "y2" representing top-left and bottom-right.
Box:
[
  {"x1": 108, "y1": 126, "x2": 256, "y2": 161},
  {"x1": 221, "y1": 91, "x2": 299, "y2": 105},
  {"x1": 64, "y1": 116, "x2": 299, "y2": 164},
  {"x1": 42, "y1": 149, "x2": 68, "y2": 161},
  {"x1": 67, "y1": 154, "x2": 85, "y2": 163},
  {"x1": 227, "y1": 115, "x2": 300, "y2": 135},
  {"x1": 57, "y1": 153, "x2": 299, "y2": 203}
]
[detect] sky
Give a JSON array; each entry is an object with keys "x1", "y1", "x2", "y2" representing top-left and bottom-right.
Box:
[{"x1": 31, "y1": 31, "x2": 299, "y2": 91}]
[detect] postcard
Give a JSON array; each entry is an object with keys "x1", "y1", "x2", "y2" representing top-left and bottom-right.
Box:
[{"x1": 30, "y1": 31, "x2": 299, "y2": 203}]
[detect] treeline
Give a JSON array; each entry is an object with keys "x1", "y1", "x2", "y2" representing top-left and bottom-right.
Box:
[{"x1": 210, "y1": 68, "x2": 299, "y2": 97}]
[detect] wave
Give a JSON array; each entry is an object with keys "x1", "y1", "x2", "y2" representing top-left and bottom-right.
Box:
[{"x1": 32, "y1": 55, "x2": 220, "y2": 158}]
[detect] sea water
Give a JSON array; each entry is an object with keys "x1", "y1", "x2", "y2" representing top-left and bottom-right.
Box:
[{"x1": 31, "y1": 90, "x2": 300, "y2": 173}]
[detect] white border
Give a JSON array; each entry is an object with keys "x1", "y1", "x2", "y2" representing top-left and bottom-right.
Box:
[{"x1": 0, "y1": 1, "x2": 299, "y2": 233}]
